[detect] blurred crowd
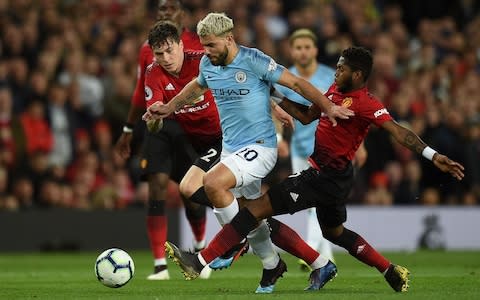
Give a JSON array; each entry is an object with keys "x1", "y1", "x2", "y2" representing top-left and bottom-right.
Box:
[{"x1": 0, "y1": 0, "x2": 479, "y2": 211}]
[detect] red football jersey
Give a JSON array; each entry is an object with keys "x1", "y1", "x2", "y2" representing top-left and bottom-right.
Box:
[
  {"x1": 144, "y1": 50, "x2": 221, "y2": 148},
  {"x1": 309, "y1": 83, "x2": 393, "y2": 170},
  {"x1": 131, "y1": 28, "x2": 202, "y2": 108}
]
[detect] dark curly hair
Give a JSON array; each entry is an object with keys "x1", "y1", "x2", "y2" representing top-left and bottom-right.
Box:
[
  {"x1": 148, "y1": 20, "x2": 181, "y2": 49},
  {"x1": 341, "y1": 47, "x2": 373, "y2": 82}
]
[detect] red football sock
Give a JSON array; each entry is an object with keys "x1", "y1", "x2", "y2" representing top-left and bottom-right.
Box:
[
  {"x1": 333, "y1": 228, "x2": 390, "y2": 272},
  {"x1": 185, "y1": 206, "x2": 206, "y2": 243},
  {"x1": 201, "y1": 207, "x2": 258, "y2": 263},
  {"x1": 188, "y1": 216, "x2": 206, "y2": 243},
  {"x1": 351, "y1": 235, "x2": 390, "y2": 272},
  {"x1": 201, "y1": 223, "x2": 242, "y2": 262},
  {"x1": 268, "y1": 218, "x2": 320, "y2": 264},
  {"x1": 146, "y1": 215, "x2": 167, "y2": 259}
]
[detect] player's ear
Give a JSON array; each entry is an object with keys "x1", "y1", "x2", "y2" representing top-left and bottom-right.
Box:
[
  {"x1": 178, "y1": 39, "x2": 184, "y2": 50},
  {"x1": 225, "y1": 33, "x2": 234, "y2": 45}
]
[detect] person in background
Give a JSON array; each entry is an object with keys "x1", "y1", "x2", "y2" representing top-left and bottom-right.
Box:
[{"x1": 274, "y1": 28, "x2": 337, "y2": 268}]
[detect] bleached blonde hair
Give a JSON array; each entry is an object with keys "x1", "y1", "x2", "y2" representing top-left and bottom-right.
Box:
[{"x1": 196, "y1": 12, "x2": 234, "y2": 37}]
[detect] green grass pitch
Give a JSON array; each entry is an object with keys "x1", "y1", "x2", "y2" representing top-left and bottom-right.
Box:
[{"x1": 1, "y1": 250, "x2": 479, "y2": 299}]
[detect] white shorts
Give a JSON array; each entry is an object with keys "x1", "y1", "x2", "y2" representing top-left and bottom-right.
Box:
[{"x1": 221, "y1": 144, "x2": 277, "y2": 199}]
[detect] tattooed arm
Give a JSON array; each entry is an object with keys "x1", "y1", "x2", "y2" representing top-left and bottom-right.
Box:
[
  {"x1": 146, "y1": 78, "x2": 209, "y2": 119},
  {"x1": 382, "y1": 120, "x2": 465, "y2": 180}
]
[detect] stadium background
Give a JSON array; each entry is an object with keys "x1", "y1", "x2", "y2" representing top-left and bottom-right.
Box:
[{"x1": 0, "y1": 0, "x2": 479, "y2": 251}]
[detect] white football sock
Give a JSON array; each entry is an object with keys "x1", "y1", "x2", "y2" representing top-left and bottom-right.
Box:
[
  {"x1": 213, "y1": 199, "x2": 239, "y2": 226},
  {"x1": 247, "y1": 220, "x2": 279, "y2": 269},
  {"x1": 193, "y1": 239, "x2": 206, "y2": 250},
  {"x1": 306, "y1": 208, "x2": 335, "y2": 262},
  {"x1": 310, "y1": 254, "x2": 329, "y2": 270},
  {"x1": 154, "y1": 258, "x2": 167, "y2": 266},
  {"x1": 305, "y1": 208, "x2": 321, "y2": 249}
]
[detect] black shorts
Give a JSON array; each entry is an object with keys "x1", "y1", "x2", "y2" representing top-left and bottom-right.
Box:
[
  {"x1": 140, "y1": 119, "x2": 197, "y2": 183},
  {"x1": 267, "y1": 164, "x2": 354, "y2": 227},
  {"x1": 192, "y1": 140, "x2": 222, "y2": 172}
]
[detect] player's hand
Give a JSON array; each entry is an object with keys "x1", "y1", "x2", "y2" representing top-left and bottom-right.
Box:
[
  {"x1": 432, "y1": 154, "x2": 465, "y2": 180},
  {"x1": 114, "y1": 133, "x2": 133, "y2": 160},
  {"x1": 147, "y1": 101, "x2": 173, "y2": 119},
  {"x1": 272, "y1": 103, "x2": 295, "y2": 129},
  {"x1": 326, "y1": 105, "x2": 354, "y2": 127}
]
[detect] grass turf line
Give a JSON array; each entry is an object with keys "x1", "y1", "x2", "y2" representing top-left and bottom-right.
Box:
[{"x1": 0, "y1": 250, "x2": 479, "y2": 299}]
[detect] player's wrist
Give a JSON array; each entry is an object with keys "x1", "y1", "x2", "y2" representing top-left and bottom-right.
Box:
[
  {"x1": 422, "y1": 146, "x2": 437, "y2": 161},
  {"x1": 123, "y1": 123, "x2": 134, "y2": 134}
]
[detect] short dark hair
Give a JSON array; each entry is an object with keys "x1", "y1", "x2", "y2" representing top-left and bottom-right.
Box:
[
  {"x1": 148, "y1": 21, "x2": 181, "y2": 49},
  {"x1": 341, "y1": 47, "x2": 373, "y2": 81}
]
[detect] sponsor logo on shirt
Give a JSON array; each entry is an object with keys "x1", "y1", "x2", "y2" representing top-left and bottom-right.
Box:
[
  {"x1": 374, "y1": 108, "x2": 389, "y2": 118},
  {"x1": 211, "y1": 89, "x2": 250, "y2": 100},
  {"x1": 175, "y1": 102, "x2": 211, "y2": 114}
]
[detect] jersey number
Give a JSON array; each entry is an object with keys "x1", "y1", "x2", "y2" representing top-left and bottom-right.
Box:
[
  {"x1": 200, "y1": 148, "x2": 218, "y2": 162},
  {"x1": 237, "y1": 148, "x2": 258, "y2": 161}
]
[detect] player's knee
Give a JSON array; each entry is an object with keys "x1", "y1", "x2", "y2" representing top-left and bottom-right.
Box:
[
  {"x1": 179, "y1": 179, "x2": 195, "y2": 199},
  {"x1": 321, "y1": 225, "x2": 343, "y2": 242},
  {"x1": 203, "y1": 173, "x2": 222, "y2": 196},
  {"x1": 147, "y1": 173, "x2": 169, "y2": 199}
]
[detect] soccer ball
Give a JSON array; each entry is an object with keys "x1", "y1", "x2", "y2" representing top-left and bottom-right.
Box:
[{"x1": 94, "y1": 248, "x2": 135, "y2": 288}]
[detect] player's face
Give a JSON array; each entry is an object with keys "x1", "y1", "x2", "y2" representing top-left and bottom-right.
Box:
[
  {"x1": 335, "y1": 56, "x2": 354, "y2": 93},
  {"x1": 200, "y1": 34, "x2": 229, "y2": 66},
  {"x1": 157, "y1": 0, "x2": 183, "y2": 26},
  {"x1": 152, "y1": 39, "x2": 184, "y2": 75},
  {"x1": 290, "y1": 37, "x2": 318, "y2": 69}
]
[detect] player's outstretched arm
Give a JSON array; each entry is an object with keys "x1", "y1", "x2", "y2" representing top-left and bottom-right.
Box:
[
  {"x1": 271, "y1": 87, "x2": 319, "y2": 124},
  {"x1": 382, "y1": 120, "x2": 465, "y2": 180},
  {"x1": 276, "y1": 69, "x2": 354, "y2": 126},
  {"x1": 146, "y1": 79, "x2": 208, "y2": 120}
]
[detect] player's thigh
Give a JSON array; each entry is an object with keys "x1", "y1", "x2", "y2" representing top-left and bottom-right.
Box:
[
  {"x1": 267, "y1": 168, "x2": 319, "y2": 215},
  {"x1": 140, "y1": 128, "x2": 175, "y2": 179},
  {"x1": 180, "y1": 141, "x2": 222, "y2": 196},
  {"x1": 221, "y1": 145, "x2": 277, "y2": 199},
  {"x1": 170, "y1": 136, "x2": 198, "y2": 184}
]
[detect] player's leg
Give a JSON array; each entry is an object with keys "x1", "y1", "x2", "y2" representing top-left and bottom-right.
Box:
[
  {"x1": 322, "y1": 222, "x2": 410, "y2": 292},
  {"x1": 170, "y1": 133, "x2": 210, "y2": 258},
  {"x1": 315, "y1": 209, "x2": 335, "y2": 263},
  {"x1": 203, "y1": 145, "x2": 285, "y2": 293},
  {"x1": 166, "y1": 168, "x2": 335, "y2": 290},
  {"x1": 266, "y1": 169, "x2": 336, "y2": 290},
  {"x1": 291, "y1": 156, "x2": 334, "y2": 269},
  {"x1": 141, "y1": 123, "x2": 176, "y2": 280},
  {"x1": 177, "y1": 143, "x2": 222, "y2": 279}
]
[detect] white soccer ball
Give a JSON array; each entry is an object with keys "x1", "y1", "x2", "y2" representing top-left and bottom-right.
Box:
[{"x1": 94, "y1": 248, "x2": 135, "y2": 288}]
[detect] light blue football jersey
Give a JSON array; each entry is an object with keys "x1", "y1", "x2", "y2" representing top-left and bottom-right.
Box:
[
  {"x1": 274, "y1": 64, "x2": 335, "y2": 158},
  {"x1": 197, "y1": 46, "x2": 285, "y2": 152}
]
